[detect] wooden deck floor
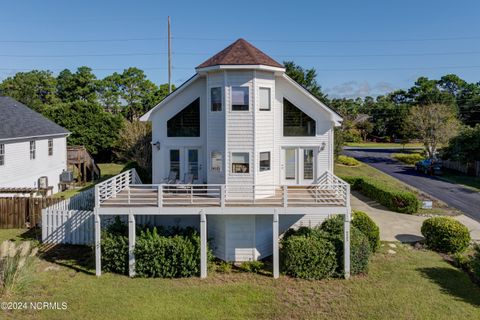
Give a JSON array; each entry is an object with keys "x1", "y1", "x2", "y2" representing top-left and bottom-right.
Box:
[{"x1": 100, "y1": 187, "x2": 346, "y2": 208}]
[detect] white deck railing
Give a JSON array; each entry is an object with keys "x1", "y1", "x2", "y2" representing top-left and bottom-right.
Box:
[{"x1": 95, "y1": 169, "x2": 349, "y2": 208}]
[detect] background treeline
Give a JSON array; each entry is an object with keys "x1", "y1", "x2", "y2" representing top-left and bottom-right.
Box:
[{"x1": 0, "y1": 62, "x2": 479, "y2": 165}]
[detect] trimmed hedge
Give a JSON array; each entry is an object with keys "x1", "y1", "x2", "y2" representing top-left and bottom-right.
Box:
[
  {"x1": 352, "y1": 211, "x2": 380, "y2": 252},
  {"x1": 281, "y1": 234, "x2": 337, "y2": 279},
  {"x1": 392, "y1": 153, "x2": 424, "y2": 165},
  {"x1": 320, "y1": 216, "x2": 371, "y2": 275},
  {"x1": 344, "y1": 176, "x2": 420, "y2": 214},
  {"x1": 337, "y1": 155, "x2": 360, "y2": 166},
  {"x1": 421, "y1": 217, "x2": 471, "y2": 253}
]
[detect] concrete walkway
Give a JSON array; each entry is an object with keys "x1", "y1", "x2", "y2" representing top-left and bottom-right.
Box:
[{"x1": 351, "y1": 192, "x2": 480, "y2": 242}]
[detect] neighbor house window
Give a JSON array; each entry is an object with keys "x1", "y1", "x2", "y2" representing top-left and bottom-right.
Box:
[
  {"x1": 231, "y1": 87, "x2": 249, "y2": 111},
  {"x1": 170, "y1": 149, "x2": 180, "y2": 180},
  {"x1": 259, "y1": 152, "x2": 271, "y2": 172},
  {"x1": 211, "y1": 151, "x2": 222, "y2": 172},
  {"x1": 0, "y1": 144, "x2": 4, "y2": 166},
  {"x1": 48, "y1": 139, "x2": 53, "y2": 156},
  {"x1": 283, "y1": 98, "x2": 316, "y2": 136},
  {"x1": 167, "y1": 98, "x2": 200, "y2": 137},
  {"x1": 29, "y1": 141, "x2": 36, "y2": 160},
  {"x1": 259, "y1": 87, "x2": 271, "y2": 111},
  {"x1": 231, "y1": 152, "x2": 249, "y2": 173},
  {"x1": 211, "y1": 87, "x2": 222, "y2": 111}
]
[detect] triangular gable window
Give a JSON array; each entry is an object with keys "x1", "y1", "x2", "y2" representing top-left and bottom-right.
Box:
[
  {"x1": 167, "y1": 98, "x2": 200, "y2": 137},
  {"x1": 283, "y1": 98, "x2": 316, "y2": 136}
]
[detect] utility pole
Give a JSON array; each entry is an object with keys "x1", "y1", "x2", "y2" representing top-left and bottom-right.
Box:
[{"x1": 168, "y1": 16, "x2": 172, "y2": 93}]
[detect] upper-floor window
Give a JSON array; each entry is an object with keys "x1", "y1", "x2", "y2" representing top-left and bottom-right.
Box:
[
  {"x1": 30, "y1": 141, "x2": 36, "y2": 160},
  {"x1": 0, "y1": 144, "x2": 4, "y2": 166},
  {"x1": 211, "y1": 87, "x2": 222, "y2": 112},
  {"x1": 259, "y1": 87, "x2": 271, "y2": 111},
  {"x1": 48, "y1": 139, "x2": 53, "y2": 156},
  {"x1": 167, "y1": 98, "x2": 200, "y2": 137},
  {"x1": 231, "y1": 87, "x2": 249, "y2": 111},
  {"x1": 283, "y1": 98, "x2": 316, "y2": 136},
  {"x1": 231, "y1": 152, "x2": 249, "y2": 173},
  {"x1": 259, "y1": 151, "x2": 271, "y2": 172}
]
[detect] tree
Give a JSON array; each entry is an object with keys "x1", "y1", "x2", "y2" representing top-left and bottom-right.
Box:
[
  {"x1": 407, "y1": 104, "x2": 460, "y2": 158},
  {"x1": 284, "y1": 61, "x2": 327, "y2": 103},
  {"x1": 443, "y1": 124, "x2": 480, "y2": 162},
  {"x1": 98, "y1": 72, "x2": 123, "y2": 114},
  {"x1": 0, "y1": 70, "x2": 58, "y2": 113},
  {"x1": 44, "y1": 101, "x2": 124, "y2": 157},
  {"x1": 57, "y1": 67, "x2": 98, "y2": 103}
]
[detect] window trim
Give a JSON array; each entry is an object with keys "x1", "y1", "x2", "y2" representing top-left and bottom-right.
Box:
[
  {"x1": 29, "y1": 140, "x2": 36, "y2": 160},
  {"x1": 0, "y1": 144, "x2": 4, "y2": 166},
  {"x1": 210, "y1": 87, "x2": 223, "y2": 112},
  {"x1": 230, "y1": 151, "x2": 250, "y2": 174},
  {"x1": 231, "y1": 86, "x2": 250, "y2": 111},
  {"x1": 259, "y1": 87, "x2": 272, "y2": 111},
  {"x1": 259, "y1": 151, "x2": 271, "y2": 172},
  {"x1": 48, "y1": 139, "x2": 53, "y2": 156}
]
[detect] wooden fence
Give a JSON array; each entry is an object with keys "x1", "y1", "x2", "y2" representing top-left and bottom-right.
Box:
[
  {"x1": 443, "y1": 160, "x2": 480, "y2": 177},
  {"x1": 0, "y1": 197, "x2": 62, "y2": 229}
]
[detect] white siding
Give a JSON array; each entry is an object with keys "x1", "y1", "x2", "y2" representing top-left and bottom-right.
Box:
[
  {"x1": 0, "y1": 136, "x2": 67, "y2": 193},
  {"x1": 225, "y1": 215, "x2": 255, "y2": 261},
  {"x1": 208, "y1": 215, "x2": 226, "y2": 260}
]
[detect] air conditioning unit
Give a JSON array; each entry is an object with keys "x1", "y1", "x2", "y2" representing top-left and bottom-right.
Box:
[
  {"x1": 60, "y1": 170, "x2": 74, "y2": 183},
  {"x1": 38, "y1": 176, "x2": 49, "y2": 189}
]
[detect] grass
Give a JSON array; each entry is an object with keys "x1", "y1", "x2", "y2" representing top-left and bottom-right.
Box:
[
  {"x1": 345, "y1": 142, "x2": 423, "y2": 148},
  {"x1": 334, "y1": 162, "x2": 457, "y2": 216},
  {"x1": 1, "y1": 227, "x2": 480, "y2": 319},
  {"x1": 438, "y1": 170, "x2": 480, "y2": 192},
  {"x1": 54, "y1": 163, "x2": 127, "y2": 199}
]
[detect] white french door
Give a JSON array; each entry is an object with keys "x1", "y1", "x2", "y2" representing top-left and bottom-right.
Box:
[
  {"x1": 168, "y1": 147, "x2": 203, "y2": 183},
  {"x1": 281, "y1": 147, "x2": 316, "y2": 185}
]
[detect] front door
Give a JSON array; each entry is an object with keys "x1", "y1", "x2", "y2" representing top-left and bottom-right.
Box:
[
  {"x1": 168, "y1": 147, "x2": 203, "y2": 183},
  {"x1": 281, "y1": 147, "x2": 316, "y2": 184}
]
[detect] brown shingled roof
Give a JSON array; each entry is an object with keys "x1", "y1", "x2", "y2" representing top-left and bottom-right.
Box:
[{"x1": 196, "y1": 38, "x2": 284, "y2": 69}]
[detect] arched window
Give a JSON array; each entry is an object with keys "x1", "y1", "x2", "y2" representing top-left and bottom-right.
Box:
[
  {"x1": 167, "y1": 98, "x2": 200, "y2": 137},
  {"x1": 283, "y1": 98, "x2": 316, "y2": 136}
]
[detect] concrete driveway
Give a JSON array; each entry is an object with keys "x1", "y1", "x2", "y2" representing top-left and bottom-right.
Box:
[
  {"x1": 344, "y1": 147, "x2": 480, "y2": 222},
  {"x1": 351, "y1": 192, "x2": 480, "y2": 242}
]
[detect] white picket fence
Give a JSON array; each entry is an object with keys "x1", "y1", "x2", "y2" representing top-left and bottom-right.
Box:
[{"x1": 42, "y1": 188, "x2": 95, "y2": 245}]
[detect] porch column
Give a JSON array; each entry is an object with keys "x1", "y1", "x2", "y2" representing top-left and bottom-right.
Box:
[
  {"x1": 273, "y1": 211, "x2": 279, "y2": 279},
  {"x1": 94, "y1": 210, "x2": 101, "y2": 276},
  {"x1": 128, "y1": 214, "x2": 136, "y2": 277},
  {"x1": 200, "y1": 211, "x2": 207, "y2": 279},
  {"x1": 344, "y1": 208, "x2": 351, "y2": 279}
]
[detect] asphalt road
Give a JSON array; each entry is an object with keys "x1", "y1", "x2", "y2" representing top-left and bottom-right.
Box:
[{"x1": 343, "y1": 147, "x2": 480, "y2": 222}]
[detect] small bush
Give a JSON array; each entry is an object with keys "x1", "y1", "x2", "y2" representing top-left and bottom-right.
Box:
[
  {"x1": 343, "y1": 176, "x2": 420, "y2": 214},
  {"x1": 421, "y1": 217, "x2": 471, "y2": 253},
  {"x1": 101, "y1": 231, "x2": 129, "y2": 274},
  {"x1": 239, "y1": 261, "x2": 264, "y2": 273},
  {"x1": 337, "y1": 155, "x2": 360, "y2": 166},
  {"x1": 281, "y1": 235, "x2": 337, "y2": 279},
  {"x1": 320, "y1": 216, "x2": 371, "y2": 275},
  {"x1": 392, "y1": 153, "x2": 424, "y2": 165},
  {"x1": 0, "y1": 241, "x2": 38, "y2": 295},
  {"x1": 352, "y1": 211, "x2": 380, "y2": 252},
  {"x1": 215, "y1": 261, "x2": 233, "y2": 273}
]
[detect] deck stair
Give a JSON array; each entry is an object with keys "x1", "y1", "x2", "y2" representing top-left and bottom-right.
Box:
[{"x1": 67, "y1": 146, "x2": 101, "y2": 183}]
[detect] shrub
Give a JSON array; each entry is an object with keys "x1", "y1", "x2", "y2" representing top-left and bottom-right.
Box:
[
  {"x1": 337, "y1": 155, "x2": 360, "y2": 166},
  {"x1": 320, "y1": 216, "x2": 371, "y2": 276},
  {"x1": 281, "y1": 235, "x2": 337, "y2": 279},
  {"x1": 421, "y1": 217, "x2": 471, "y2": 253},
  {"x1": 215, "y1": 261, "x2": 233, "y2": 273},
  {"x1": 101, "y1": 231, "x2": 129, "y2": 274},
  {"x1": 343, "y1": 176, "x2": 420, "y2": 214},
  {"x1": 0, "y1": 241, "x2": 38, "y2": 295},
  {"x1": 239, "y1": 261, "x2": 264, "y2": 273},
  {"x1": 352, "y1": 211, "x2": 380, "y2": 252},
  {"x1": 392, "y1": 153, "x2": 424, "y2": 165}
]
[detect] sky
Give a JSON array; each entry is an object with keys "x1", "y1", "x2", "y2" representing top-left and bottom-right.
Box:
[{"x1": 1, "y1": 0, "x2": 480, "y2": 99}]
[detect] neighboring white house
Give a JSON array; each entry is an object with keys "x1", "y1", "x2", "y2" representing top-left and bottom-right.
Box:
[
  {"x1": 0, "y1": 97, "x2": 69, "y2": 194},
  {"x1": 86, "y1": 39, "x2": 350, "y2": 279}
]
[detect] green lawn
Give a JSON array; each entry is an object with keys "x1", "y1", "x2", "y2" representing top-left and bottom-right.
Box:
[
  {"x1": 1, "y1": 228, "x2": 479, "y2": 319},
  {"x1": 334, "y1": 162, "x2": 457, "y2": 216},
  {"x1": 54, "y1": 163, "x2": 128, "y2": 199},
  {"x1": 439, "y1": 170, "x2": 480, "y2": 192},
  {"x1": 345, "y1": 142, "x2": 423, "y2": 148}
]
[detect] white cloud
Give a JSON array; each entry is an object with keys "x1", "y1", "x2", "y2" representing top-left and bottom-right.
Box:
[{"x1": 326, "y1": 81, "x2": 395, "y2": 99}]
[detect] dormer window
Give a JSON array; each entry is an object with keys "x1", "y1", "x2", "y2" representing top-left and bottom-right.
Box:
[
  {"x1": 211, "y1": 87, "x2": 222, "y2": 112},
  {"x1": 231, "y1": 87, "x2": 249, "y2": 111}
]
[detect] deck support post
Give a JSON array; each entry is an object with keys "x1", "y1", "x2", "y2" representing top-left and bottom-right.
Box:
[
  {"x1": 128, "y1": 214, "x2": 136, "y2": 277},
  {"x1": 94, "y1": 210, "x2": 101, "y2": 276},
  {"x1": 344, "y1": 208, "x2": 351, "y2": 279},
  {"x1": 200, "y1": 211, "x2": 207, "y2": 279},
  {"x1": 273, "y1": 211, "x2": 279, "y2": 279}
]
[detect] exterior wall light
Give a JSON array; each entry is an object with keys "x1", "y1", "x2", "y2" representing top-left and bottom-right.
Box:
[{"x1": 152, "y1": 141, "x2": 161, "y2": 150}]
